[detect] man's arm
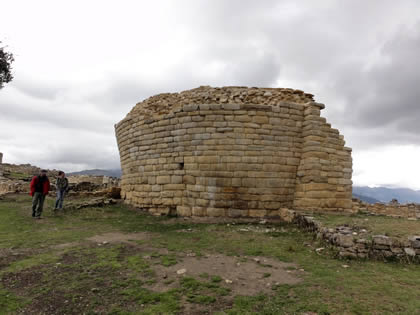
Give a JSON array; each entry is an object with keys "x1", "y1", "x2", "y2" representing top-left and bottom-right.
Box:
[
  {"x1": 29, "y1": 177, "x2": 36, "y2": 196},
  {"x1": 45, "y1": 180, "x2": 50, "y2": 195}
]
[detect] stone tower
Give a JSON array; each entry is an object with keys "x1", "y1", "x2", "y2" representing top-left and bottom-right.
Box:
[{"x1": 115, "y1": 86, "x2": 352, "y2": 217}]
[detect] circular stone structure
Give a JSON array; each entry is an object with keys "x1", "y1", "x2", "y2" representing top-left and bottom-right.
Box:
[{"x1": 115, "y1": 86, "x2": 352, "y2": 217}]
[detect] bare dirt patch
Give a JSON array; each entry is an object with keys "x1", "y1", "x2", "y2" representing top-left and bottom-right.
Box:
[
  {"x1": 51, "y1": 241, "x2": 81, "y2": 250},
  {"x1": 151, "y1": 253, "x2": 302, "y2": 296},
  {"x1": 86, "y1": 232, "x2": 150, "y2": 245}
]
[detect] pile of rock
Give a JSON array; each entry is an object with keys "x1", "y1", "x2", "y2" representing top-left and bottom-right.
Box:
[
  {"x1": 129, "y1": 86, "x2": 315, "y2": 118},
  {"x1": 289, "y1": 211, "x2": 419, "y2": 262},
  {"x1": 0, "y1": 180, "x2": 28, "y2": 195}
]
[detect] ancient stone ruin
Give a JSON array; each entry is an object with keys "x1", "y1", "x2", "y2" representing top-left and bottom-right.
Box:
[
  {"x1": 0, "y1": 153, "x2": 121, "y2": 197},
  {"x1": 115, "y1": 86, "x2": 353, "y2": 217}
]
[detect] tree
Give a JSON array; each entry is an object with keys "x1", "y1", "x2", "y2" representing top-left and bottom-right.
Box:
[{"x1": 0, "y1": 42, "x2": 14, "y2": 89}]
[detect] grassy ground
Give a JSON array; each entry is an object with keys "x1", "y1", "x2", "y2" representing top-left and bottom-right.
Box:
[
  {"x1": 3, "y1": 171, "x2": 31, "y2": 181},
  {"x1": 312, "y1": 212, "x2": 420, "y2": 238},
  {"x1": 0, "y1": 194, "x2": 419, "y2": 314}
]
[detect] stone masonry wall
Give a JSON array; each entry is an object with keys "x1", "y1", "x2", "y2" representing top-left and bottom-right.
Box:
[
  {"x1": 115, "y1": 86, "x2": 352, "y2": 217},
  {"x1": 285, "y1": 211, "x2": 420, "y2": 262},
  {"x1": 352, "y1": 198, "x2": 420, "y2": 220}
]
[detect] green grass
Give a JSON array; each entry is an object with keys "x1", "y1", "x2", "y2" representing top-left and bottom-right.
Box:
[
  {"x1": 0, "y1": 194, "x2": 420, "y2": 314},
  {"x1": 4, "y1": 172, "x2": 31, "y2": 181},
  {"x1": 0, "y1": 288, "x2": 27, "y2": 313},
  {"x1": 313, "y1": 212, "x2": 420, "y2": 238}
]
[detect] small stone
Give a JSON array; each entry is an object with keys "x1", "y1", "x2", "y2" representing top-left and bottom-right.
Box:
[
  {"x1": 342, "y1": 265, "x2": 350, "y2": 268},
  {"x1": 315, "y1": 247, "x2": 324, "y2": 252},
  {"x1": 162, "y1": 274, "x2": 168, "y2": 279},
  {"x1": 91, "y1": 288, "x2": 99, "y2": 292},
  {"x1": 259, "y1": 220, "x2": 267, "y2": 225},
  {"x1": 253, "y1": 258, "x2": 260, "y2": 263},
  {"x1": 404, "y1": 248, "x2": 416, "y2": 257},
  {"x1": 177, "y1": 268, "x2": 187, "y2": 275},
  {"x1": 225, "y1": 279, "x2": 233, "y2": 284}
]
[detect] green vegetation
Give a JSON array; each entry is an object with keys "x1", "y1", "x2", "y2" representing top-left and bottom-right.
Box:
[
  {"x1": 0, "y1": 194, "x2": 419, "y2": 314},
  {"x1": 6, "y1": 172, "x2": 31, "y2": 180},
  {"x1": 313, "y1": 212, "x2": 420, "y2": 238}
]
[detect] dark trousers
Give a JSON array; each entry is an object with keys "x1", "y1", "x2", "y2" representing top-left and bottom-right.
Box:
[{"x1": 32, "y1": 192, "x2": 45, "y2": 217}]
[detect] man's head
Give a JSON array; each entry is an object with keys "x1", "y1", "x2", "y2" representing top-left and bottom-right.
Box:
[
  {"x1": 40, "y1": 170, "x2": 48, "y2": 177},
  {"x1": 58, "y1": 171, "x2": 65, "y2": 178}
]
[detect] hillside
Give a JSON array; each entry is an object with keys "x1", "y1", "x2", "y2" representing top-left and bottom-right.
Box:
[
  {"x1": 67, "y1": 169, "x2": 122, "y2": 178},
  {"x1": 352, "y1": 193, "x2": 381, "y2": 204},
  {"x1": 353, "y1": 186, "x2": 420, "y2": 204}
]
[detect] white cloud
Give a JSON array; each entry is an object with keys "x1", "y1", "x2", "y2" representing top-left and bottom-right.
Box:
[{"x1": 353, "y1": 145, "x2": 420, "y2": 190}]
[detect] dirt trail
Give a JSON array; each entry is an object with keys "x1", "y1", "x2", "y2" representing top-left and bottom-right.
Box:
[{"x1": 86, "y1": 231, "x2": 150, "y2": 244}]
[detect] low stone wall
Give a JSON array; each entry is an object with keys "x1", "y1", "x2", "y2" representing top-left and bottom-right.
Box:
[
  {"x1": 0, "y1": 180, "x2": 29, "y2": 195},
  {"x1": 352, "y1": 198, "x2": 420, "y2": 220},
  {"x1": 68, "y1": 175, "x2": 121, "y2": 188},
  {"x1": 279, "y1": 209, "x2": 419, "y2": 263},
  {"x1": 1, "y1": 163, "x2": 58, "y2": 178},
  {"x1": 68, "y1": 175, "x2": 104, "y2": 185}
]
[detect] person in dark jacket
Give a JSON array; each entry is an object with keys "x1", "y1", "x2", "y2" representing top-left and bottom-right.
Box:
[
  {"x1": 29, "y1": 170, "x2": 50, "y2": 219},
  {"x1": 54, "y1": 171, "x2": 69, "y2": 211}
]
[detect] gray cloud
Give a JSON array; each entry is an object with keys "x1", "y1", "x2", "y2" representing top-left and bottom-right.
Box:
[
  {"x1": 1, "y1": 0, "x2": 420, "y2": 186},
  {"x1": 327, "y1": 22, "x2": 420, "y2": 149}
]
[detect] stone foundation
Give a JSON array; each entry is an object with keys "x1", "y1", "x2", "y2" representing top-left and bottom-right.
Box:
[
  {"x1": 352, "y1": 198, "x2": 420, "y2": 220},
  {"x1": 115, "y1": 86, "x2": 352, "y2": 217},
  {"x1": 283, "y1": 210, "x2": 419, "y2": 262}
]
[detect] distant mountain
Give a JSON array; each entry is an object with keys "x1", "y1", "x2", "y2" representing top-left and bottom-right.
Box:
[
  {"x1": 67, "y1": 169, "x2": 122, "y2": 178},
  {"x1": 352, "y1": 193, "x2": 381, "y2": 204},
  {"x1": 353, "y1": 186, "x2": 420, "y2": 204}
]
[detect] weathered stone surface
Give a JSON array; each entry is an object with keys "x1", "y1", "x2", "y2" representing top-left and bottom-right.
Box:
[
  {"x1": 115, "y1": 86, "x2": 352, "y2": 217},
  {"x1": 352, "y1": 198, "x2": 420, "y2": 220},
  {"x1": 285, "y1": 211, "x2": 419, "y2": 263}
]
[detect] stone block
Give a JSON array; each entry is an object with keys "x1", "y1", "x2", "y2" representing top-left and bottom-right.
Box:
[
  {"x1": 171, "y1": 175, "x2": 183, "y2": 184},
  {"x1": 156, "y1": 176, "x2": 170, "y2": 184}
]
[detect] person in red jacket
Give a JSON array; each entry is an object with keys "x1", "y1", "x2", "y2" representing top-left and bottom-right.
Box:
[{"x1": 30, "y1": 169, "x2": 50, "y2": 219}]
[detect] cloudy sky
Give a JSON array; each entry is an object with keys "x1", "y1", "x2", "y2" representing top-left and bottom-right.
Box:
[{"x1": 1, "y1": 0, "x2": 420, "y2": 189}]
